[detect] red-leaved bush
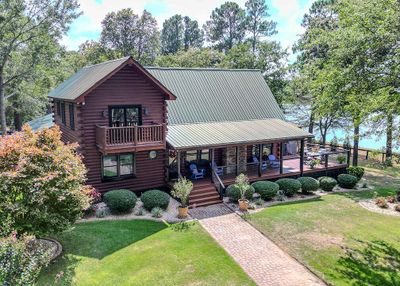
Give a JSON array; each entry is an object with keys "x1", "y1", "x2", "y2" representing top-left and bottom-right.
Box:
[{"x1": 0, "y1": 125, "x2": 91, "y2": 236}]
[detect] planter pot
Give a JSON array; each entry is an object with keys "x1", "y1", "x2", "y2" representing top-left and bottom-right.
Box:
[
  {"x1": 238, "y1": 199, "x2": 249, "y2": 211},
  {"x1": 178, "y1": 206, "x2": 189, "y2": 219}
]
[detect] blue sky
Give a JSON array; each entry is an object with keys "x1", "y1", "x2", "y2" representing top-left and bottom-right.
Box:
[{"x1": 63, "y1": 0, "x2": 315, "y2": 56}]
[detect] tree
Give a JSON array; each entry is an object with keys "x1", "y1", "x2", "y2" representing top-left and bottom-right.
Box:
[
  {"x1": 155, "y1": 48, "x2": 225, "y2": 68},
  {"x1": 245, "y1": 0, "x2": 277, "y2": 53},
  {"x1": 161, "y1": 14, "x2": 184, "y2": 54},
  {"x1": 183, "y1": 16, "x2": 204, "y2": 51},
  {"x1": 0, "y1": 126, "x2": 91, "y2": 237},
  {"x1": 100, "y1": 9, "x2": 159, "y2": 64},
  {"x1": 161, "y1": 15, "x2": 203, "y2": 55},
  {"x1": 204, "y1": 2, "x2": 246, "y2": 52},
  {"x1": 0, "y1": 0, "x2": 80, "y2": 135},
  {"x1": 291, "y1": 0, "x2": 338, "y2": 136}
]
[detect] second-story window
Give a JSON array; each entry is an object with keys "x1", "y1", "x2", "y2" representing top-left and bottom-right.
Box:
[
  {"x1": 56, "y1": 101, "x2": 61, "y2": 115},
  {"x1": 69, "y1": 103, "x2": 75, "y2": 130},
  {"x1": 109, "y1": 105, "x2": 141, "y2": 127},
  {"x1": 61, "y1": 102, "x2": 66, "y2": 125}
]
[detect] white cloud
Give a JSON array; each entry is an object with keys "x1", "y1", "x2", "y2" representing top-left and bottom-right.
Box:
[{"x1": 63, "y1": 0, "x2": 313, "y2": 53}]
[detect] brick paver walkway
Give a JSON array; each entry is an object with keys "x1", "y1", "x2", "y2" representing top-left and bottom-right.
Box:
[{"x1": 200, "y1": 213, "x2": 325, "y2": 286}]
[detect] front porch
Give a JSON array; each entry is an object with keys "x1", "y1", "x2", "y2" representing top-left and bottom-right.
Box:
[
  {"x1": 165, "y1": 119, "x2": 349, "y2": 207},
  {"x1": 167, "y1": 142, "x2": 350, "y2": 207}
]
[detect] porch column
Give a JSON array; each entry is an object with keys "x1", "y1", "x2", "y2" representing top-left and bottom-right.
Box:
[
  {"x1": 300, "y1": 139, "x2": 304, "y2": 176},
  {"x1": 258, "y1": 144, "x2": 263, "y2": 177},
  {"x1": 236, "y1": 146, "x2": 240, "y2": 175},
  {"x1": 279, "y1": 142, "x2": 284, "y2": 174},
  {"x1": 177, "y1": 150, "x2": 181, "y2": 178},
  {"x1": 211, "y1": 148, "x2": 215, "y2": 183}
]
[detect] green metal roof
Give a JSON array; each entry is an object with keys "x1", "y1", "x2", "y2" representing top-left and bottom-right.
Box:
[
  {"x1": 48, "y1": 57, "x2": 130, "y2": 100},
  {"x1": 167, "y1": 119, "x2": 312, "y2": 150},
  {"x1": 146, "y1": 67, "x2": 284, "y2": 125},
  {"x1": 27, "y1": 113, "x2": 54, "y2": 131}
]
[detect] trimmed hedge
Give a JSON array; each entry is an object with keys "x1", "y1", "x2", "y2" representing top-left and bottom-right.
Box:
[
  {"x1": 103, "y1": 189, "x2": 137, "y2": 214},
  {"x1": 347, "y1": 166, "x2": 365, "y2": 181},
  {"x1": 297, "y1": 177, "x2": 320, "y2": 194},
  {"x1": 226, "y1": 184, "x2": 255, "y2": 202},
  {"x1": 337, "y1": 174, "x2": 358, "y2": 189},
  {"x1": 141, "y1": 190, "x2": 170, "y2": 211},
  {"x1": 275, "y1": 178, "x2": 301, "y2": 197},
  {"x1": 251, "y1": 181, "x2": 279, "y2": 200},
  {"x1": 318, "y1": 176, "x2": 337, "y2": 192}
]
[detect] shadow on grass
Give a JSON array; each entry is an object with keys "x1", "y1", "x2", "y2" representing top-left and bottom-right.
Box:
[
  {"x1": 337, "y1": 240, "x2": 400, "y2": 286},
  {"x1": 59, "y1": 220, "x2": 167, "y2": 259},
  {"x1": 336, "y1": 188, "x2": 397, "y2": 202}
]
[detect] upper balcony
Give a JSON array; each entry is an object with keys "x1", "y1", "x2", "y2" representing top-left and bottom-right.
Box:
[{"x1": 96, "y1": 124, "x2": 166, "y2": 154}]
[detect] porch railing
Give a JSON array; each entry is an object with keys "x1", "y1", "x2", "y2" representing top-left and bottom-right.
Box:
[
  {"x1": 96, "y1": 124, "x2": 165, "y2": 151},
  {"x1": 211, "y1": 167, "x2": 225, "y2": 199}
]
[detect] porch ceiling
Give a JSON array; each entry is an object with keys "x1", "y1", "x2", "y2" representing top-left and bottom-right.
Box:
[{"x1": 167, "y1": 118, "x2": 313, "y2": 150}]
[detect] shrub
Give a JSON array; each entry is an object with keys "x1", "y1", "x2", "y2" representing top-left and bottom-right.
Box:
[
  {"x1": 95, "y1": 207, "x2": 110, "y2": 218},
  {"x1": 0, "y1": 233, "x2": 49, "y2": 286},
  {"x1": 255, "y1": 198, "x2": 264, "y2": 206},
  {"x1": 375, "y1": 197, "x2": 388, "y2": 208},
  {"x1": 151, "y1": 207, "x2": 163, "y2": 218},
  {"x1": 337, "y1": 155, "x2": 346, "y2": 164},
  {"x1": 347, "y1": 166, "x2": 365, "y2": 181},
  {"x1": 337, "y1": 174, "x2": 358, "y2": 189},
  {"x1": 226, "y1": 184, "x2": 255, "y2": 202},
  {"x1": 275, "y1": 178, "x2": 301, "y2": 197},
  {"x1": 141, "y1": 190, "x2": 170, "y2": 211},
  {"x1": 252, "y1": 181, "x2": 279, "y2": 200},
  {"x1": 386, "y1": 196, "x2": 396, "y2": 203},
  {"x1": 0, "y1": 126, "x2": 91, "y2": 237},
  {"x1": 395, "y1": 204, "x2": 400, "y2": 212},
  {"x1": 297, "y1": 177, "x2": 320, "y2": 194},
  {"x1": 134, "y1": 207, "x2": 145, "y2": 216},
  {"x1": 318, "y1": 176, "x2": 337, "y2": 192},
  {"x1": 235, "y1": 173, "x2": 251, "y2": 201},
  {"x1": 103, "y1": 189, "x2": 137, "y2": 214},
  {"x1": 171, "y1": 177, "x2": 193, "y2": 207},
  {"x1": 309, "y1": 159, "x2": 321, "y2": 169}
]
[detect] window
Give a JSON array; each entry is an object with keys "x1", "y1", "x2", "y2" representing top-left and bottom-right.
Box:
[
  {"x1": 69, "y1": 104, "x2": 75, "y2": 130},
  {"x1": 109, "y1": 105, "x2": 141, "y2": 127},
  {"x1": 56, "y1": 101, "x2": 61, "y2": 115},
  {"x1": 102, "y1": 154, "x2": 135, "y2": 180},
  {"x1": 61, "y1": 102, "x2": 66, "y2": 125}
]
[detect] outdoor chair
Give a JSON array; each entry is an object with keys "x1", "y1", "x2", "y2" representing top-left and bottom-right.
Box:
[
  {"x1": 189, "y1": 163, "x2": 205, "y2": 180},
  {"x1": 252, "y1": 156, "x2": 267, "y2": 170},
  {"x1": 268, "y1": 154, "x2": 280, "y2": 168},
  {"x1": 210, "y1": 162, "x2": 224, "y2": 176}
]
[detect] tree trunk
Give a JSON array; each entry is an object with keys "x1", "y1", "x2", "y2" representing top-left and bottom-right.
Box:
[
  {"x1": 386, "y1": 112, "x2": 393, "y2": 161},
  {"x1": 0, "y1": 74, "x2": 6, "y2": 135},
  {"x1": 308, "y1": 112, "x2": 315, "y2": 143},
  {"x1": 352, "y1": 122, "x2": 360, "y2": 166},
  {"x1": 13, "y1": 110, "x2": 22, "y2": 131}
]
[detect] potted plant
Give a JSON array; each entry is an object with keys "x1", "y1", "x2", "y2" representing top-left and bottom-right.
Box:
[
  {"x1": 171, "y1": 177, "x2": 193, "y2": 219},
  {"x1": 236, "y1": 173, "x2": 251, "y2": 211},
  {"x1": 309, "y1": 158, "x2": 321, "y2": 169}
]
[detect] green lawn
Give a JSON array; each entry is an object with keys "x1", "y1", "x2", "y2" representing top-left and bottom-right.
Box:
[
  {"x1": 38, "y1": 220, "x2": 254, "y2": 286},
  {"x1": 248, "y1": 188, "x2": 400, "y2": 286}
]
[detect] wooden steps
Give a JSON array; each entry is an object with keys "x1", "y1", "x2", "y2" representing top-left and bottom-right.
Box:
[{"x1": 189, "y1": 181, "x2": 222, "y2": 208}]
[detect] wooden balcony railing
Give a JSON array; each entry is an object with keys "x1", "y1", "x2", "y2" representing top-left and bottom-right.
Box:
[{"x1": 96, "y1": 124, "x2": 166, "y2": 153}]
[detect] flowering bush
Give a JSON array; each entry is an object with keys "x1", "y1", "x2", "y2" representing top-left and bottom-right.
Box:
[
  {"x1": 0, "y1": 126, "x2": 91, "y2": 237},
  {"x1": 171, "y1": 177, "x2": 193, "y2": 208},
  {"x1": 0, "y1": 232, "x2": 49, "y2": 286}
]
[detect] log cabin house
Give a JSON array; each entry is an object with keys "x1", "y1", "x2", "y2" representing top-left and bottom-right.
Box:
[{"x1": 49, "y1": 56, "x2": 349, "y2": 207}]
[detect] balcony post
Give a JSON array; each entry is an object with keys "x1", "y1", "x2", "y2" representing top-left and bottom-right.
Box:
[
  {"x1": 211, "y1": 148, "x2": 215, "y2": 183},
  {"x1": 134, "y1": 124, "x2": 138, "y2": 145},
  {"x1": 300, "y1": 139, "x2": 304, "y2": 176}
]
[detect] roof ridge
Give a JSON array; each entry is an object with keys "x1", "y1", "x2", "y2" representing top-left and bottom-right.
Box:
[
  {"x1": 145, "y1": 66, "x2": 261, "y2": 72},
  {"x1": 83, "y1": 56, "x2": 130, "y2": 69},
  {"x1": 169, "y1": 118, "x2": 282, "y2": 126}
]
